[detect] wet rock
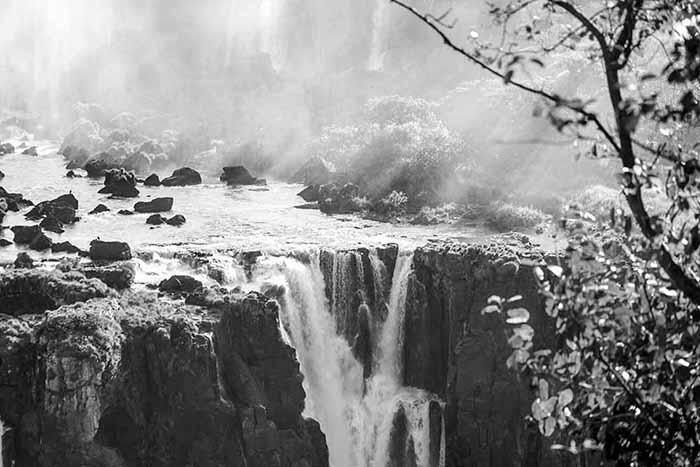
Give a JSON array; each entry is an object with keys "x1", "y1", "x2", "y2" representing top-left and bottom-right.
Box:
[
  {"x1": 84, "y1": 152, "x2": 124, "y2": 177},
  {"x1": 161, "y1": 167, "x2": 202, "y2": 186},
  {"x1": 21, "y1": 146, "x2": 37, "y2": 156},
  {"x1": 89, "y1": 204, "x2": 109, "y2": 215},
  {"x1": 89, "y1": 240, "x2": 132, "y2": 261},
  {"x1": 294, "y1": 202, "x2": 319, "y2": 210},
  {"x1": 291, "y1": 157, "x2": 333, "y2": 185},
  {"x1": 0, "y1": 142, "x2": 15, "y2": 155},
  {"x1": 318, "y1": 183, "x2": 366, "y2": 214},
  {"x1": 39, "y1": 215, "x2": 64, "y2": 234},
  {"x1": 0, "y1": 169, "x2": 4, "y2": 180},
  {"x1": 26, "y1": 193, "x2": 78, "y2": 223},
  {"x1": 134, "y1": 197, "x2": 173, "y2": 213},
  {"x1": 0, "y1": 238, "x2": 11, "y2": 247},
  {"x1": 81, "y1": 262, "x2": 136, "y2": 290},
  {"x1": 13, "y1": 252, "x2": 33, "y2": 269},
  {"x1": 165, "y1": 214, "x2": 186, "y2": 226},
  {"x1": 0, "y1": 187, "x2": 33, "y2": 211},
  {"x1": 146, "y1": 214, "x2": 166, "y2": 225},
  {"x1": 143, "y1": 173, "x2": 160, "y2": 186},
  {"x1": 98, "y1": 168, "x2": 139, "y2": 198},
  {"x1": 11, "y1": 225, "x2": 42, "y2": 244},
  {"x1": 297, "y1": 185, "x2": 320, "y2": 202},
  {"x1": 117, "y1": 209, "x2": 134, "y2": 216},
  {"x1": 388, "y1": 405, "x2": 417, "y2": 467},
  {"x1": 29, "y1": 232, "x2": 52, "y2": 251},
  {"x1": 220, "y1": 166, "x2": 266, "y2": 186},
  {"x1": 65, "y1": 170, "x2": 79, "y2": 178},
  {"x1": 51, "y1": 241, "x2": 83, "y2": 255},
  {"x1": 355, "y1": 303, "x2": 372, "y2": 379},
  {"x1": 158, "y1": 275, "x2": 203, "y2": 294}
]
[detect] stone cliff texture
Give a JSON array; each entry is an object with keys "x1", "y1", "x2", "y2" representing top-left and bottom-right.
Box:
[
  {"x1": 405, "y1": 240, "x2": 559, "y2": 467},
  {"x1": 0, "y1": 291, "x2": 328, "y2": 467}
]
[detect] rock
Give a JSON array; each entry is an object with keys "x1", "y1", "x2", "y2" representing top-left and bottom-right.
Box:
[
  {"x1": 89, "y1": 204, "x2": 109, "y2": 215},
  {"x1": 143, "y1": 173, "x2": 160, "y2": 186},
  {"x1": 292, "y1": 157, "x2": 333, "y2": 185},
  {"x1": 0, "y1": 142, "x2": 15, "y2": 155},
  {"x1": 51, "y1": 241, "x2": 82, "y2": 255},
  {"x1": 89, "y1": 240, "x2": 132, "y2": 261},
  {"x1": 26, "y1": 193, "x2": 79, "y2": 224},
  {"x1": 29, "y1": 232, "x2": 52, "y2": 251},
  {"x1": 11, "y1": 225, "x2": 42, "y2": 244},
  {"x1": 0, "y1": 169, "x2": 4, "y2": 180},
  {"x1": 318, "y1": 183, "x2": 366, "y2": 214},
  {"x1": 134, "y1": 197, "x2": 173, "y2": 213},
  {"x1": 39, "y1": 216, "x2": 64, "y2": 234},
  {"x1": 66, "y1": 170, "x2": 79, "y2": 178},
  {"x1": 0, "y1": 238, "x2": 11, "y2": 247},
  {"x1": 98, "y1": 168, "x2": 139, "y2": 198},
  {"x1": 220, "y1": 166, "x2": 266, "y2": 186},
  {"x1": 117, "y1": 209, "x2": 134, "y2": 216},
  {"x1": 146, "y1": 214, "x2": 166, "y2": 225},
  {"x1": 13, "y1": 252, "x2": 33, "y2": 269},
  {"x1": 84, "y1": 151, "x2": 124, "y2": 177},
  {"x1": 297, "y1": 185, "x2": 320, "y2": 202},
  {"x1": 166, "y1": 214, "x2": 186, "y2": 226},
  {"x1": 0, "y1": 187, "x2": 32, "y2": 211},
  {"x1": 21, "y1": 146, "x2": 37, "y2": 156},
  {"x1": 161, "y1": 167, "x2": 202, "y2": 186},
  {"x1": 158, "y1": 275, "x2": 203, "y2": 294},
  {"x1": 81, "y1": 262, "x2": 135, "y2": 290},
  {"x1": 294, "y1": 202, "x2": 320, "y2": 210}
]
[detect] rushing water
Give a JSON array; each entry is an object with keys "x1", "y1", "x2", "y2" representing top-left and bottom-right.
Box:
[
  {"x1": 0, "y1": 141, "x2": 486, "y2": 264},
  {"x1": 253, "y1": 250, "x2": 444, "y2": 467}
]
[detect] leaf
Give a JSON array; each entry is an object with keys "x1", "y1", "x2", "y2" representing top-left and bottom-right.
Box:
[
  {"x1": 544, "y1": 416, "x2": 556, "y2": 437},
  {"x1": 558, "y1": 389, "x2": 574, "y2": 407},
  {"x1": 507, "y1": 295, "x2": 523, "y2": 303},
  {"x1": 481, "y1": 304, "x2": 500, "y2": 315},
  {"x1": 514, "y1": 324, "x2": 535, "y2": 341},
  {"x1": 548, "y1": 265, "x2": 563, "y2": 277},
  {"x1": 539, "y1": 379, "x2": 549, "y2": 400},
  {"x1": 506, "y1": 307, "x2": 530, "y2": 324},
  {"x1": 487, "y1": 295, "x2": 503, "y2": 306}
]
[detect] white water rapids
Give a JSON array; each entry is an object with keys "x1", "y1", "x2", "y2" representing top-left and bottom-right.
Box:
[{"x1": 253, "y1": 250, "x2": 444, "y2": 467}]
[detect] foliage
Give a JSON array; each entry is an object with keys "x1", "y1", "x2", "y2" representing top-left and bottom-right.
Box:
[
  {"x1": 484, "y1": 201, "x2": 550, "y2": 231},
  {"x1": 309, "y1": 95, "x2": 465, "y2": 205},
  {"x1": 390, "y1": 0, "x2": 700, "y2": 464},
  {"x1": 374, "y1": 190, "x2": 409, "y2": 216}
]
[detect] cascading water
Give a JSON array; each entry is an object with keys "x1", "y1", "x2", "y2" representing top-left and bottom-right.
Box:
[{"x1": 254, "y1": 249, "x2": 444, "y2": 467}]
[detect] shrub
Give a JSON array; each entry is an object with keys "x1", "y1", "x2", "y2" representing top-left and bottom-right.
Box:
[
  {"x1": 485, "y1": 201, "x2": 550, "y2": 232},
  {"x1": 374, "y1": 190, "x2": 409, "y2": 216}
]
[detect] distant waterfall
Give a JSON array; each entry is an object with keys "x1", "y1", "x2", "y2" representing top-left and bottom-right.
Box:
[
  {"x1": 254, "y1": 249, "x2": 444, "y2": 467},
  {"x1": 368, "y1": 0, "x2": 390, "y2": 71}
]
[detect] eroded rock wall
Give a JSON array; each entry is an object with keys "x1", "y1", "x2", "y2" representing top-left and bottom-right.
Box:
[
  {"x1": 0, "y1": 293, "x2": 328, "y2": 467},
  {"x1": 405, "y1": 241, "x2": 559, "y2": 467}
]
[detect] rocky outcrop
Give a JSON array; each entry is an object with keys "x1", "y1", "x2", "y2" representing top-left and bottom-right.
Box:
[
  {"x1": 25, "y1": 193, "x2": 79, "y2": 224},
  {"x1": 0, "y1": 293, "x2": 328, "y2": 467},
  {"x1": 134, "y1": 197, "x2": 173, "y2": 213},
  {"x1": 161, "y1": 167, "x2": 202, "y2": 186},
  {"x1": 143, "y1": 174, "x2": 160, "y2": 186},
  {"x1": 220, "y1": 166, "x2": 266, "y2": 186},
  {"x1": 404, "y1": 240, "x2": 558, "y2": 467},
  {"x1": 99, "y1": 169, "x2": 139, "y2": 198},
  {"x1": 89, "y1": 240, "x2": 132, "y2": 261}
]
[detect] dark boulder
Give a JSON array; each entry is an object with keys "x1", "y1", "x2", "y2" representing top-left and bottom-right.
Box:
[
  {"x1": 81, "y1": 262, "x2": 135, "y2": 290},
  {"x1": 146, "y1": 214, "x2": 166, "y2": 225},
  {"x1": 297, "y1": 185, "x2": 320, "y2": 202},
  {"x1": 26, "y1": 193, "x2": 79, "y2": 224},
  {"x1": 66, "y1": 170, "x2": 79, "y2": 178},
  {"x1": 11, "y1": 225, "x2": 42, "y2": 244},
  {"x1": 0, "y1": 187, "x2": 32, "y2": 211},
  {"x1": 84, "y1": 152, "x2": 123, "y2": 178},
  {"x1": 14, "y1": 252, "x2": 33, "y2": 269},
  {"x1": 99, "y1": 168, "x2": 139, "y2": 198},
  {"x1": 134, "y1": 197, "x2": 173, "y2": 213},
  {"x1": 0, "y1": 238, "x2": 11, "y2": 247},
  {"x1": 161, "y1": 167, "x2": 201, "y2": 186},
  {"x1": 118, "y1": 209, "x2": 134, "y2": 215},
  {"x1": 21, "y1": 146, "x2": 38, "y2": 156},
  {"x1": 29, "y1": 232, "x2": 52, "y2": 251},
  {"x1": 159, "y1": 275, "x2": 203, "y2": 294},
  {"x1": 0, "y1": 169, "x2": 4, "y2": 180},
  {"x1": 89, "y1": 240, "x2": 132, "y2": 261},
  {"x1": 39, "y1": 216, "x2": 64, "y2": 234},
  {"x1": 166, "y1": 214, "x2": 186, "y2": 226},
  {"x1": 143, "y1": 173, "x2": 160, "y2": 186},
  {"x1": 220, "y1": 166, "x2": 266, "y2": 186},
  {"x1": 0, "y1": 142, "x2": 15, "y2": 155},
  {"x1": 89, "y1": 204, "x2": 110, "y2": 215},
  {"x1": 51, "y1": 241, "x2": 82, "y2": 255}
]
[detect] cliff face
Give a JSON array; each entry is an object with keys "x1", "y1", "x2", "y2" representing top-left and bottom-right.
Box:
[
  {"x1": 0, "y1": 291, "x2": 328, "y2": 467},
  {"x1": 404, "y1": 240, "x2": 558, "y2": 467}
]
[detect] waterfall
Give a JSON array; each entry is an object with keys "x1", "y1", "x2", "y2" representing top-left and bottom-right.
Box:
[
  {"x1": 368, "y1": 0, "x2": 390, "y2": 71},
  {"x1": 254, "y1": 249, "x2": 444, "y2": 467}
]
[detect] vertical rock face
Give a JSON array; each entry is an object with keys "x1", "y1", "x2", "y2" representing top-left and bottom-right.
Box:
[
  {"x1": 0, "y1": 294, "x2": 328, "y2": 467},
  {"x1": 405, "y1": 241, "x2": 559, "y2": 467}
]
